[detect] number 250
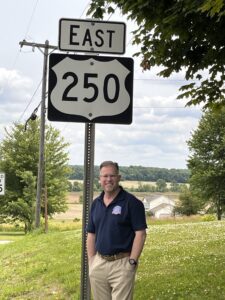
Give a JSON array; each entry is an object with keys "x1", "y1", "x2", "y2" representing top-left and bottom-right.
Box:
[{"x1": 62, "y1": 72, "x2": 120, "y2": 103}]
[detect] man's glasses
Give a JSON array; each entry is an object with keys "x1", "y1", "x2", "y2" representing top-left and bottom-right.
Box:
[{"x1": 100, "y1": 174, "x2": 118, "y2": 179}]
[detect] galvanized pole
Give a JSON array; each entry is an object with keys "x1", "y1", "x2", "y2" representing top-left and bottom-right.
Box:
[{"x1": 80, "y1": 123, "x2": 95, "y2": 300}]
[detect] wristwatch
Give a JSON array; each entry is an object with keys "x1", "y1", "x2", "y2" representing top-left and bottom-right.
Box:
[{"x1": 129, "y1": 258, "x2": 137, "y2": 266}]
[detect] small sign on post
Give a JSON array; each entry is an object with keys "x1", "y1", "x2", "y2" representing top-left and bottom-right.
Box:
[
  {"x1": 58, "y1": 18, "x2": 126, "y2": 54},
  {"x1": 0, "y1": 173, "x2": 5, "y2": 195}
]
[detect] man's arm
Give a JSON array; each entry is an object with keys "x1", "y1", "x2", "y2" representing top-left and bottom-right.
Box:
[
  {"x1": 87, "y1": 232, "x2": 96, "y2": 260},
  {"x1": 130, "y1": 229, "x2": 147, "y2": 261}
]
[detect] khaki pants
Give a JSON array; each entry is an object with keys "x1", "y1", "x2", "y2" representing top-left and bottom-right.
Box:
[{"x1": 89, "y1": 254, "x2": 137, "y2": 300}]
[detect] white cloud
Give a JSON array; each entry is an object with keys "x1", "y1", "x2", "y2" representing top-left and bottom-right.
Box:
[
  {"x1": 0, "y1": 68, "x2": 31, "y2": 88},
  {"x1": 0, "y1": 68, "x2": 33, "y2": 105},
  {"x1": 0, "y1": 68, "x2": 35, "y2": 139}
]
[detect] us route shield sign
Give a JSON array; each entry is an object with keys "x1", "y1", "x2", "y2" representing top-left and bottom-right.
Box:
[{"x1": 48, "y1": 53, "x2": 133, "y2": 124}]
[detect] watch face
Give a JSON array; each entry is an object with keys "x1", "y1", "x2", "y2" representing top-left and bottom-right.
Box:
[{"x1": 129, "y1": 259, "x2": 137, "y2": 265}]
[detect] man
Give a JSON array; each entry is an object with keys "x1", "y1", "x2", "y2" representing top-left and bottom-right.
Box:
[{"x1": 87, "y1": 161, "x2": 147, "y2": 300}]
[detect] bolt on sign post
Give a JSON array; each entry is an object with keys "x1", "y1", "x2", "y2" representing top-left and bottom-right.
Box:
[{"x1": 47, "y1": 18, "x2": 133, "y2": 300}]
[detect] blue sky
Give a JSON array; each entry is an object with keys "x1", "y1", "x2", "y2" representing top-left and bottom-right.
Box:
[{"x1": 0, "y1": 0, "x2": 202, "y2": 169}]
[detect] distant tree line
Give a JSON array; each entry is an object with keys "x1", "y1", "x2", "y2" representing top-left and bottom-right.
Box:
[
  {"x1": 68, "y1": 178, "x2": 187, "y2": 193},
  {"x1": 69, "y1": 165, "x2": 190, "y2": 183}
]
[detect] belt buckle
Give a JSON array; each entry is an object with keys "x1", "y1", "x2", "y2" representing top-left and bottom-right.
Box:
[
  {"x1": 104, "y1": 254, "x2": 116, "y2": 261},
  {"x1": 99, "y1": 252, "x2": 121, "y2": 261},
  {"x1": 108, "y1": 255, "x2": 115, "y2": 261}
]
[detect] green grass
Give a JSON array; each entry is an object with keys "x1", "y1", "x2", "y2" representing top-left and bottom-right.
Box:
[
  {"x1": 0, "y1": 229, "x2": 82, "y2": 299},
  {"x1": 137, "y1": 221, "x2": 225, "y2": 300},
  {"x1": 0, "y1": 221, "x2": 225, "y2": 299}
]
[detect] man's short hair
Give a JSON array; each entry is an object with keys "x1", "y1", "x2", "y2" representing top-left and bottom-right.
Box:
[{"x1": 99, "y1": 161, "x2": 119, "y2": 173}]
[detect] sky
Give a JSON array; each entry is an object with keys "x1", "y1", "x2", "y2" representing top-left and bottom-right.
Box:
[{"x1": 0, "y1": 0, "x2": 202, "y2": 169}]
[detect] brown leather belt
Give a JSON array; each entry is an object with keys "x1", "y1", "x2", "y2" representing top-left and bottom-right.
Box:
[{"x1": 98, "y1": 252, "x2": 130, "y2": 262}]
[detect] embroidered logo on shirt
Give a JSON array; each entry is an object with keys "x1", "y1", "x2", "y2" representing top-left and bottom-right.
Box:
[{"x1": 112, "y1": 205, "x2": 122, "y2": 215}]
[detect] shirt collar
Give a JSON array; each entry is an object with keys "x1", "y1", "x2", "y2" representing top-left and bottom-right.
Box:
[{"x1": 99, "y1": 186, "x2": 124, "y2": 204}]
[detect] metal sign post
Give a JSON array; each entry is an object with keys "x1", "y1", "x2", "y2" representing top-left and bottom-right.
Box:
[
  {"x1": 80, "y1": 123, "x2": 95, "y2": 300},
  {"x1": 46, "y1": 17, "x2": 133, "y2": 300}
]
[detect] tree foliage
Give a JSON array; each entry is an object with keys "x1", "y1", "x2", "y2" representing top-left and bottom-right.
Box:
[
  {"x1": 88, "y1": 0, "x2": 225, "y2": 109},
  {"x1": 156, "y1": 179, "x2": 167, "y2": 192},
  {"x1": 174, "y1": 185, "x2": 202, "y2": 216},
  {"x1": 0, "y1": 120, "x2": 71, "y2": 231},
  {"x1": 187, "y1": 108, "x2": 225, "y2": 219}
]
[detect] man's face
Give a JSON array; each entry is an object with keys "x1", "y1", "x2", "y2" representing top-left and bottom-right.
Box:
[{"x1": 99, "y1": 165, "x2": 121, "y2": 193}]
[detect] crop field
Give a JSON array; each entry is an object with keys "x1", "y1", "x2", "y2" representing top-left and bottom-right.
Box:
[
  {"x1": 70, "y1": 179, "x2": 157, "y2": 189},
  {"x1": 54, "y1": 188, "x2": 180, "y2": 221}
]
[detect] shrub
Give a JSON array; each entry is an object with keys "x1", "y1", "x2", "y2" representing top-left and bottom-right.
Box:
[{"x1": 201, "y1": 214, "x2": 217, "y2": 222}]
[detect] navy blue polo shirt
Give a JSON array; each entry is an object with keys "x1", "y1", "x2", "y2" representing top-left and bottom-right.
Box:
[{"x1": 87, "y1": 187, "x2": 147, "y2": 255}]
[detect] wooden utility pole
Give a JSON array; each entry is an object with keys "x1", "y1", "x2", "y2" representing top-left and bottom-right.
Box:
[
  {"x1": 44, "y1": 185, "x2": 48, "y2": 233},
  {"x1": 19, "y1": 40, "x2": 57, "y2": 228}
]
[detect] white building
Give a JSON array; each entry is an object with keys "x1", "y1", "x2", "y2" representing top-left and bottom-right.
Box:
[{"x1": 143, "y1": 195, "x2": 176, "y2": 219}]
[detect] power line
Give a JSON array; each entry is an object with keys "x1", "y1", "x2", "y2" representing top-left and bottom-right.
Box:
[
  {"x1": 11, "y1": 50, "x2": 21, "y2": 70},
  {"x1": 18, "y1": 79, "x2": 42, "y2": 122},
  {"x1": 9, "y1": 0, "x2": 41, "y2": 124},
  {"x1": 24, "y1": 105, "x2": 39, "y2": 131},
  {"x1": 24, "y1": 0, "x2": 40, "y2": 38},
  {"x1": 80, "y1": 0, "x2": 92, "y2": 18},
  {"x1": 18, "y1": 0, "x2": 92, "y2": 124},
  {"x1": 134, "y1": 78, "x2": 188, "y2": 82},
  {"x1": 133, "y1": 106, "x2": 201, "y2": 109},
  {"x1": 11, "y1": 0, "x2": 39, "y2": 70},
  {"x1": 17, "y1": 41, "x2": 58, "y2": 122}
]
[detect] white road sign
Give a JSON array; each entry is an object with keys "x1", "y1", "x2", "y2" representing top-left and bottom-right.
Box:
[
  {"x1": 48, "y1": 54, "x2": 133, "y2": 124},
  {"x1": 0, "y1": 173, "x2": 5, "y2": 195},
  {"x1": 59, "y1": 18, "x2": 126, "y2": 54}
]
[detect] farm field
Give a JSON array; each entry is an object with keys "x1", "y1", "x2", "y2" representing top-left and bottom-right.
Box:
[
  {"x1": 70, "y1": 179, "x2": 160, "y2": 189},
  {"x1": 55, "y1": 187, "x2": 180, "y2": 221},
  {"x1": 0, "y1": 220, "x2": 225, "y2": 299},
  {"x1": 53, "y1": 192, "x2": 83, "y2": 221}
]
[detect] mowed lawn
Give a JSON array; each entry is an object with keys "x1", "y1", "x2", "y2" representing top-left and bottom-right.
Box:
[{"x1": 0, "y1": 220, "x2": 225, "y2": 299}]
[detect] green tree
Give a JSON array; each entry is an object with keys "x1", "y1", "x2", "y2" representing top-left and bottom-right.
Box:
[
  {"x1": 88, "y1": 0, "x2": 225, "y2": 109},
  {"x1": 70, "y1": 165, "x2": 190, "y2": 183},
  {"x1": 5, "y1": 171, "x2": 36, "y2": 233},
  {"x1": 72, "y1": 181, "x2": 83, "y2": 192},
  {"x1": 174, "y1": 186, "x2": 201, "y2": 216},
  {"x1": 93, "y1": 178, "x2": 101, "y2": 191},
  {"x1": 0, "y1": 120, "x2": 71, "y2": 231},
  {"x1": 68, "y1": 181, "x2": 73, "y2": 192},
  {"x1": 187, "y1": 108, "x2": 225, "y2": 220},
  {"x1": 170, "y1": 180, "x2": 179, "y2": 192},
  {"x1": 156, "y1": 179, "x2": 167, "y2": 192},
  {"x1": 135, "y1": 182, "x2": 156, "y2": 192}
]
